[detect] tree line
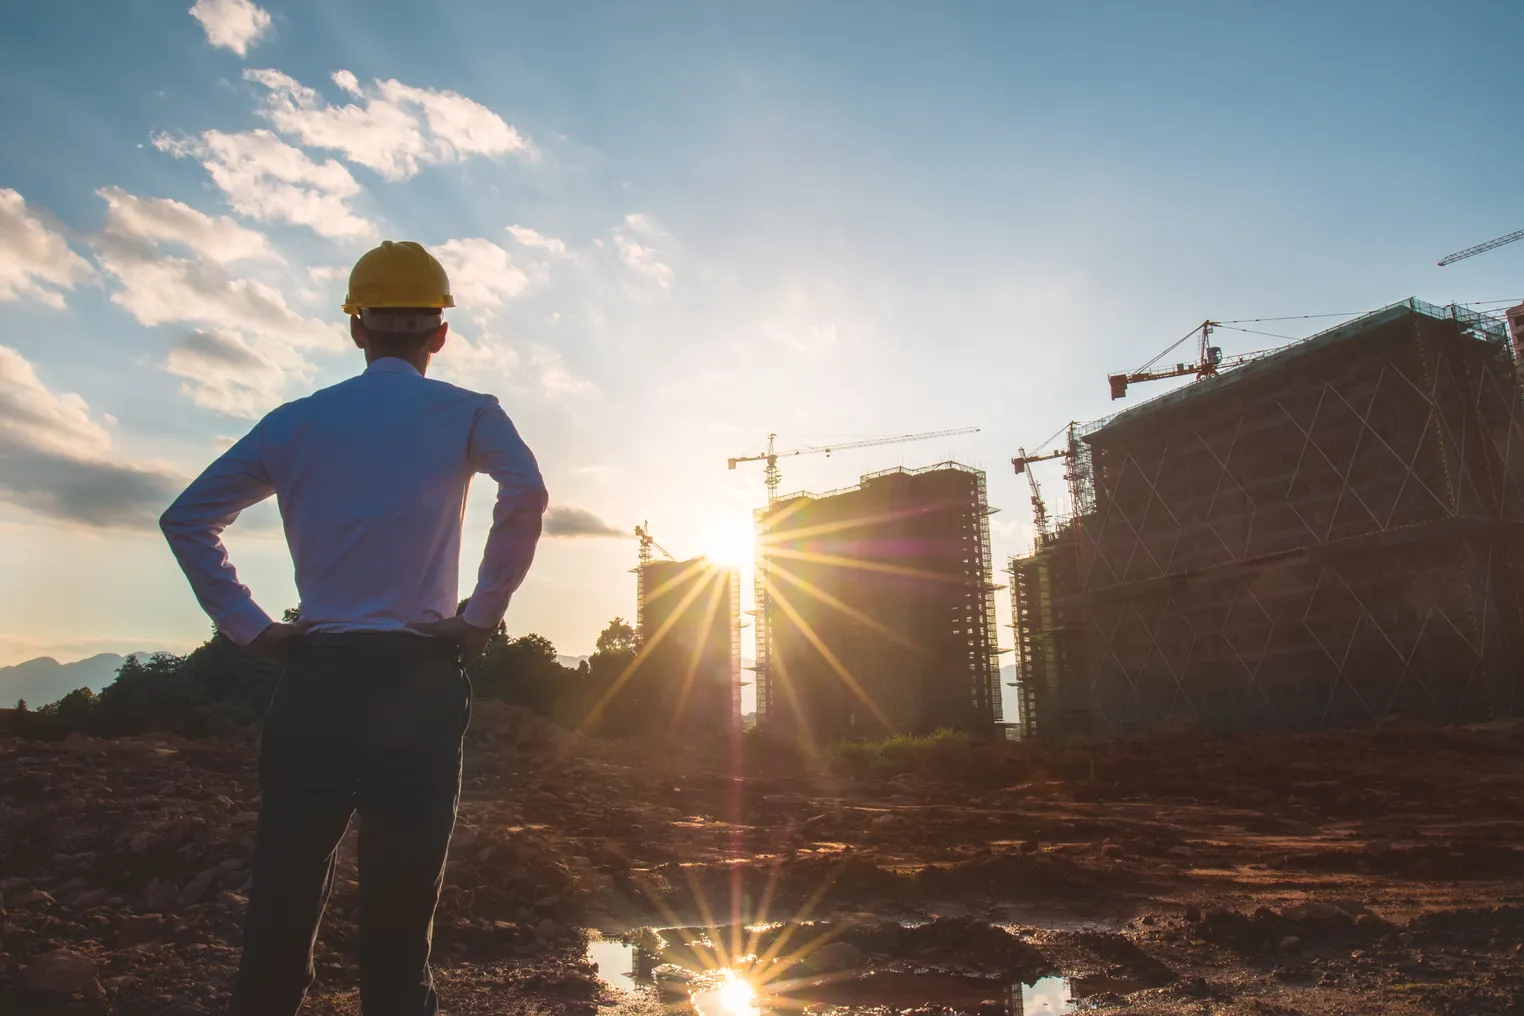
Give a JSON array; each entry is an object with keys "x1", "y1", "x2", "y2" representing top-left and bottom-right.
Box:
[{"x1": 6, "y1": 610, "x2": 677, "y2": 741}]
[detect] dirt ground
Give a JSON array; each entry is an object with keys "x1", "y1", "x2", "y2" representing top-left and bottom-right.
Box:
[{"x1": 3, "y1": 704, "x2": 1522, "y2": 1015}]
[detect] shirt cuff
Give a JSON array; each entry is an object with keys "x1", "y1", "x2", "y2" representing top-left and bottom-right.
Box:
[
  {"x1": 219, "y1": 602, "x2": 276, "y2": 647},
  {"x1": 461, "y1": 596, "x2": 506, "y2": 633}
]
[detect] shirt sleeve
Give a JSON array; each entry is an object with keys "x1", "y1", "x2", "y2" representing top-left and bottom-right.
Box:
[
  {"x1": 159, "y1": 424, "x2": 277, "y2": 647},
  {"x1": 461, "y1": 398, "x2": 549, "y2": 631}
]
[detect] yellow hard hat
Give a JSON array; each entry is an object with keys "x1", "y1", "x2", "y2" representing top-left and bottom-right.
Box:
[{"x1": 341, "y1": 240, "x2": 455, "y2": 315}]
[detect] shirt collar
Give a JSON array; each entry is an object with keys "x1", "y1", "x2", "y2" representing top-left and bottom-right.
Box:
[{"x1": 364, "y1": 357, "x2": 423, "y2": 378}]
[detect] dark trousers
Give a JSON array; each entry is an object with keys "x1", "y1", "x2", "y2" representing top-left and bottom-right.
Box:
[{"x1": 231, "y1": 634, "x2": 471, "y2": 1016}]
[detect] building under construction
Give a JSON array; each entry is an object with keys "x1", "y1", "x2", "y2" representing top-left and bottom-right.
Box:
[
  {"x1": 634, "y1": 557, "x2": 741, "y2": 736},
  {"x1": 754, "y1": 462, "x2": 1002, "y2": 741},
  {"x1": 1012, "y1": 298, "x2": 1524, "y2": 738}
]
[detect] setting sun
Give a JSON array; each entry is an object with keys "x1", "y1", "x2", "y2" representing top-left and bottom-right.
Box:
[{"x1": 698, "y1": 516, "x2": 754, "y2": 569}]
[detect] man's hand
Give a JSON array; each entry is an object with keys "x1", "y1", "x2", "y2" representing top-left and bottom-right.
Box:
[
  {"x1": 247, "y1": 621, "x2": 311, "y2": 663},
  {"x1": 408, "y1": 615, "x2": 493, "y2": 660}
]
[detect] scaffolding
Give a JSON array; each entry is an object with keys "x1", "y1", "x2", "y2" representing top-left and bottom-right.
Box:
[
  {"x1": 752, "y1": 504, "x2": 772, "y2": 729},
  {"x1": 754, "y1": 461, "x2": 1001, "y2": 740},
  {"x1": 1013, "y1": 298, "x2": 1524, "y2": 736}
]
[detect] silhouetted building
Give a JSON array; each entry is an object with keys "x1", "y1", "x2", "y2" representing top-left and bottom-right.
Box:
[
  {"x1": 1012, "y1": 299, "x2": 1524, "y2": 737},
  {"x1": 635, "y1": 557, "x2": 740, "y2": 737},
  {"x1": 754, "y1": 462, "x2": 1002, "y2": 741}
]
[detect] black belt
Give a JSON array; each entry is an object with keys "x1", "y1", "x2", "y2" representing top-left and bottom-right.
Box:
[{"x1": 303, "y1": 631, "x2": 459, "y2": 658}]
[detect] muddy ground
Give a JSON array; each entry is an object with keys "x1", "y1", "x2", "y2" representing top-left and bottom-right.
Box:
[{"x1": 3, "y1": 704, "x2": 1522, "y2": 1015}]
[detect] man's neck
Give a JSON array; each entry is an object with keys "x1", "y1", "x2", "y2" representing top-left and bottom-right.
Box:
[{"x1": 366, "y1": 352, "x2": 430, "y2": 375}]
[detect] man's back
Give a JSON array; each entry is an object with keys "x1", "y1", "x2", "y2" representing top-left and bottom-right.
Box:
[
  {"x1": 258, "y1": 360, "x2": 508, "y2": 634},
  {"x1": 161, "y1": 357, "x2": 545, "y2": 647}
]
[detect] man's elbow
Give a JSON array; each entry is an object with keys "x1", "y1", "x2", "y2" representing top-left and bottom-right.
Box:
[{"x1": 158, "y1": 500, "x2": 194, "y2": 543}]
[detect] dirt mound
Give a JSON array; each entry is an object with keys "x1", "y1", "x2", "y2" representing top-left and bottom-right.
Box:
[
  {"x1": 841, "y1": 917, "x2": 1050, "y2": 980},
  {"x1": 1189, "y1": 900, "x2": 1393, "y2": 953}
]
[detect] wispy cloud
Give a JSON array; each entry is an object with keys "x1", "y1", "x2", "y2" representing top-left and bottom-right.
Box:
[
  {"x1": 0, "y1": 189, "x2": 94, "y2": 309},
  {"x1": 189, "y1": 0, "x2": 272, "y2": 57},
  {"x1": 432, "y1": 237, "x2": 531, "y2": 314},
  {"x1": 530, "y1": 345, "x2": 593, "y2": 396},
  {"x1": 543, "y1": 505, "x2": 626, "y2": 539},
  {"x1": 246, "y1": 68, "x2": 535, "y2": 181},
  {"x1": 0, "y1": 346, "x2": 183, "y2": 528},
  {"x1": 613, "y1": 212, "x2": 675, "y2": 288},
  {"x1": 97, "y1": 186, "x2": 279, "y2": 265},
  {"x1": 153, "y1": 129, "x2": 376, "y2": 241},
  {"x1": 506, "y1": 224, "x2": 568, "y2": 256}
]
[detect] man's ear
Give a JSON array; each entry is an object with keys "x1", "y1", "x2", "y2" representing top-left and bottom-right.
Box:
[
  {"x1": 350, "y1": 315, "x2": 367, "y2": 350},
  {"x1": 429, "y1": 321, "x2": 449, "y2": 354}
]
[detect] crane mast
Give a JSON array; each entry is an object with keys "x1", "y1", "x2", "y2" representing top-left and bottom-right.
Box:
[
  {"x1": 633, "y1": 521, "x2": 674, "y2": 567},
  {"x1": 632, "y1": 521, "x2": 676, "y2": 644},
  {"x1": 1013, "y1": 444, "x2": 1072, "y2": 546}
]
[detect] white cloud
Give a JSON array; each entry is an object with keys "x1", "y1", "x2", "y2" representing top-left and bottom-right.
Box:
[
  {"x1": 613, "y1": 212, "x2": 675, "y2": 288},
  {"x1": 153, "y1": 129, "x2": 376, "y2": 241},
  {"x1": 164, "y1": 328, "x2": 299, "y2": 419},
  {"x1": 94, "y1": 188, "x2": 340, "y2": 416},
  {"x1": 432, "y1": 237, "x2": 530, "y2": 313},
  {"x1": 97, "y1": 187, "x2": 278, "y2": 265},
  {"x1": 623, "y1": 213, "x2": 660, "y2": 234},
  {"x1": 0, "y1": 346, "x2": 183, "y2": 528},
  {"x1": 189, "y1": 0, "x2": 272, "y2": 57},
  {"x1": 0, "y1": 189, "x2": 94, "y2": 309},
  {"x1": 506, "y1": 224, "x2": 567, "y2": 255},
  {"x1": 246, "y1": 68, "x2": 535, "y2": 181},
  {"x1": 530, "y1": 345, "x2": 593, "y2": 396},
  {"x1": 429, "y1": 330, "x2": 520, "y2": 392}
]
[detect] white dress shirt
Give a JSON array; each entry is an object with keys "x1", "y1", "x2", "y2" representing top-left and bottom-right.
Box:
[{"x1": 161, "y1": 357, "x2": 548, "y2": 646}]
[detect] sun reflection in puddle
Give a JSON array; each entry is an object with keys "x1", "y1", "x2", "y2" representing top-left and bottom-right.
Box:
[
  {"x1": 586, "y1": 932, "x2": 1087, "y2": 1015},
  {"x1": 693, "y1": 969, "x2": 761, "y2": 1016}
]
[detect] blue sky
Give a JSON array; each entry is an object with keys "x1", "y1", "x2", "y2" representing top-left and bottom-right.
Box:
[{"x1": 1, "y1": 1, "x2": 1520, "y2": 722}]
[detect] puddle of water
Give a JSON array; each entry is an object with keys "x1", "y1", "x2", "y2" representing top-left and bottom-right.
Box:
[
  {"x1": 585, "y1": 935, "x2": 644, "y2": 995},
  {"x1": 1020, "y1": 976, "x2": 1072, "y2": 1014},
  {"x1": 584, "y1": 928, "x2": 1106, "y2": 1014}
]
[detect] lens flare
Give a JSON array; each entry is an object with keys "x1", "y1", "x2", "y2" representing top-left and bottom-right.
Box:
[{"x1": 717, "y1": 970, "x2": 758, "y2": 1016}]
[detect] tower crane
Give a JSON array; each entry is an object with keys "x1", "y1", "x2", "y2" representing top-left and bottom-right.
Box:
[
  {"x1": 632, "y1": 521, "x2": 676, "y2": 644},
  {"x1": 728, "y1": 427, "x2": 980, "y2": 502},
  {"x1": 633, "y1": 520, "x2": 675, "y2": 568},
  {"x1": 1107, "y1": 320, "x2": 1276, "y2": 400},
  {"x1": 1438, "y1": 227, "x2": 1524, "y2": 267},
  {"x1": 1011, "y1": 446, "x2": 1069, "y2": 543}
]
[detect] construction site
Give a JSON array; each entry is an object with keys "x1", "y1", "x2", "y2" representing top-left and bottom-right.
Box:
[
  {"x1": 8, "y1": 294, "x2": 1524, "y2": 1016},
  {"x1": 611, "y1": 294, "x2": 1524, "y2": 748},
  {"x1": 1010, "y1": 298, "x2": 1524, "y2": 739}
]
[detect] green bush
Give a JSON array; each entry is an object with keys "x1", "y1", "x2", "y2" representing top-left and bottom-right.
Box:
[{"x1": 831, "y1": 728, "x2": 980, "y2": 780}]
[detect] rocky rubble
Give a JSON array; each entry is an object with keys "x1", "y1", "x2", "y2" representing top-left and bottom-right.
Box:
[{"x1": 4, "y1": 707, "x2": 1524, "y2": 1014}]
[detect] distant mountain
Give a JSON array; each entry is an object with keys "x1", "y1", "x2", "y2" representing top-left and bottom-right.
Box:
[
  {"x1": 557, "y1": 655, "x2": 589, "y2": 670},
  {"x1": 0, "y1": 652, "x2": 161, "y2": 709}
]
